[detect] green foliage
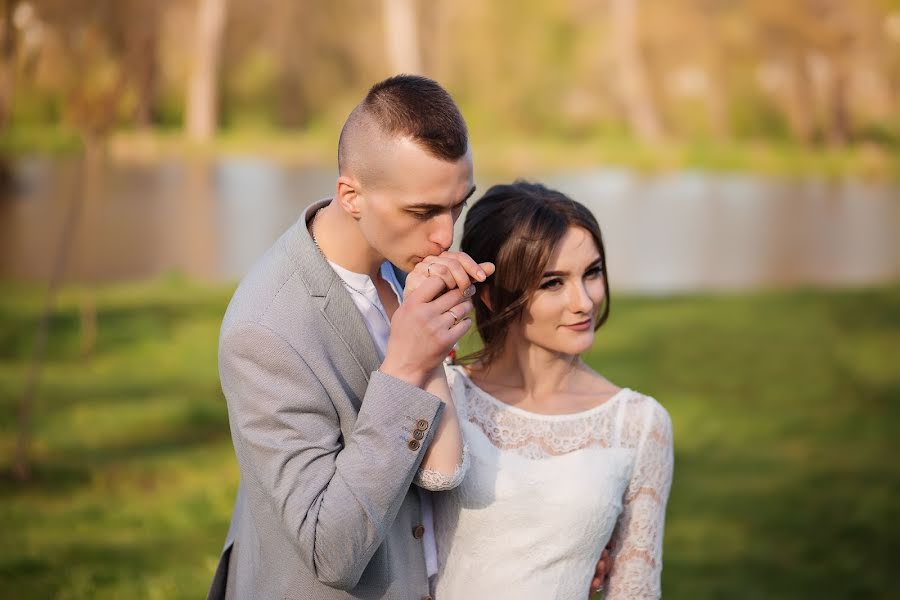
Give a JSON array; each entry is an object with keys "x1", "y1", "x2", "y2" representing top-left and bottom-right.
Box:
[
  {"x1": 3, "y1": 1, "x2": 898, "y2": 177},
  {"x1": 1, "y1": 281, "x2": 899, "y2": 598},
  {"x1": 0, "y1": 125, "x2": 82, "y2": 155}
]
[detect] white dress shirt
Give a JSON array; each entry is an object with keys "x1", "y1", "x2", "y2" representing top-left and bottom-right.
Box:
[{"x1": 327, "y1": 259, "x2": 440, "y2": 578}]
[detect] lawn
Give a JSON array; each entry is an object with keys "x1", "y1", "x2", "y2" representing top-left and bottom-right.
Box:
[{"x1": 1, "y1": 279, "x2": 898, "y2": 598}]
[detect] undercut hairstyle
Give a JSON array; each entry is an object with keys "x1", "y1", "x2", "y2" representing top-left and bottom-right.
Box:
[
  {"x1": 459, "y1": 181, "x2": 611, "y2": 367},
  {"x1": 337, "y1": 75, "x2": 469, "y2": 176}
]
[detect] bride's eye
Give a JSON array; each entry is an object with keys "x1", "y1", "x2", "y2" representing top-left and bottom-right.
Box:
[
  {"x1": 584, "y1": 266, "x2": 604, "y2": 279},
  {"x1": 539, "y1": 278, "x2": 563, "y2": 290}
]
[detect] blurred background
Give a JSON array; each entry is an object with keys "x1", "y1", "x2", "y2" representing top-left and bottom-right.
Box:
[{"x1": 0, "y1": 0, "x2": 898, "y2": 598}]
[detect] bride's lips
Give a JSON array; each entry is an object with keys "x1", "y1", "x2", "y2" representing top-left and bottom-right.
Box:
[{"x1": 563, "y1": 319, "x2": 592, "y2": 332}]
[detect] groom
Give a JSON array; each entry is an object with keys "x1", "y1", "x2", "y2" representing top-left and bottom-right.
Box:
[{"x1": 207, "y1": 75, "x2": 610, "y2": 599}]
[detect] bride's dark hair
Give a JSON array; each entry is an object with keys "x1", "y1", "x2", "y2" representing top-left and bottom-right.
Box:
[{"x1": 459, "y1": 181, "x2": 610, "y2": 366}]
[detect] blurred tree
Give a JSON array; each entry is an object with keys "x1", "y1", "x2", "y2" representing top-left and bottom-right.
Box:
[
  {"x1": 127, "y1": 1, "x2": 163, "y2": 127},
  {"x1": 420, "y1": 0, "x2": 457, "y2": 83},
  {"x1": 748, "y1": 0, "x2": 883, "y2": 146},
  {"x1": 13, "y1": 0, "x2": 138, "y2": 479},
  {"x1": 383, "y1": 0, "x2": 421, "y2": 74},
  {"x1": 610, "y1": 0, "x2": 665, "y2": 142},
  {"x1": 692, "y1": 0, "x2": 734, "y2": 140},
  {"x1": 0, "y1": 0, "x2": 19, "y2": 131},
  {"x1": 751, "y1": 1, "x2": 819, "y2": 144},
  {"x1": 0, "y1": 0, "x2": 896, "y2": 157},
  {"x1": 813, "y1": 0, "x2": 861, "y2": 146},
  {"x1": 186, "y1": 0, "x2": 227, "y2": 141},
  {"x1": 270, "y1": 0, "x2": 309, "y2": 128},
  {"x1": 0, "y1": 0, "x2": 17, "y2": 189}
]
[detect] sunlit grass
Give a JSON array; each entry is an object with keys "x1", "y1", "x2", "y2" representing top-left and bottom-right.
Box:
[{"x1": 1, "y1": 280, "x2": 898, "y2": 598}]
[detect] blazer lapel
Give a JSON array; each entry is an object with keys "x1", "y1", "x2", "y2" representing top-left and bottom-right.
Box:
[
  {"x1": 286, "y1": 200, "x2": 382, "y2": 406},
  {"x1": 319, "y1": 287, "x2": 381, "y2": 386}
]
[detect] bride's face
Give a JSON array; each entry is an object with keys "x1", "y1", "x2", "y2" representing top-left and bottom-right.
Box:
[{"x1": 516, "y1": 226, "x2": 606, "y2": 356}]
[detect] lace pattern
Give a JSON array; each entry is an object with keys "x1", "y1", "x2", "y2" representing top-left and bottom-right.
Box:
[
  {"x1": 605, "y1": 400, "x2": 673, "y2": 599},
  {"x1": 455, "y1": 367, "x2": 641, "y2": 458},
  {"x1": 432, "y1": 365, "x2": 674, "y2": 599},
  {"x1": 414, "y1": 441, "x2": 470, "y2": 491}
]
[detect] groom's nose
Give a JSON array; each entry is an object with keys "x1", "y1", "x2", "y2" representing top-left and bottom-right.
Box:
[{"x1": 428, "y1": 212, "x2": 454, "y2": 251}]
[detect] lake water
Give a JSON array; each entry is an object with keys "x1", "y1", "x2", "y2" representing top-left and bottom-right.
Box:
[{"x1": 1, "y1": 157, "x2": 897, "y2": 293}]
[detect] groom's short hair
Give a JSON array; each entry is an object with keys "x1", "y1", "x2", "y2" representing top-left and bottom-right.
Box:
[{"x1": 338, "y1": 75, "x2": 468, "y2": 177}]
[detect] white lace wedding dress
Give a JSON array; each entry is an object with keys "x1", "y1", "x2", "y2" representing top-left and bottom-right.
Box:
[{"x1": 416, "y1": 365, "x2": 674, "y2": 599}]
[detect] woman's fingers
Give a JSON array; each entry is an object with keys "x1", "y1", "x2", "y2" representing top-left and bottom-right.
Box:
[
  {"x1": 406, "y1": 252, "x2": 495, "y2": 299},
  {"x1": 423, "y1": 260, "x2": 460, "y2": 291}
]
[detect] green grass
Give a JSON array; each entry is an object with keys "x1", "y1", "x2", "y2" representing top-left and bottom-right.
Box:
[{"x1": 1, "y1": 280, "x2": 899, "y2": 598}]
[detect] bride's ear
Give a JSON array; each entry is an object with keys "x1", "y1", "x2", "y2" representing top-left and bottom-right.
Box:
[{"x1": 478, "y1": 286, "x2": 493, "y2": 311}]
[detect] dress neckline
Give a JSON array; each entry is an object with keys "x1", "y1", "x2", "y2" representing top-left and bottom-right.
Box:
[{"x1": 455, "y1": 366, "x2": 631, "y2": 422}]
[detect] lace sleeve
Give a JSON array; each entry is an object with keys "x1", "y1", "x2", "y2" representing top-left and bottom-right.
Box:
[
  {"x1": 414, "y1": 441, "x2": 470, "y2": 491},
  {"x1": 605, "y1": 402, "x2": 674, "y2": 599}
]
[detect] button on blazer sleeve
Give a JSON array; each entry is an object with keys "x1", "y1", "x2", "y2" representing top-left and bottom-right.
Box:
[{"x1": 219, "y1": 321, "x2": 444, "y2": 591}]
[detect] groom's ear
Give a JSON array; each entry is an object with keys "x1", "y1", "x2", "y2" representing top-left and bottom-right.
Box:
[{"x1": 336, "y1": 175, "x2": 363, "y2": 220}]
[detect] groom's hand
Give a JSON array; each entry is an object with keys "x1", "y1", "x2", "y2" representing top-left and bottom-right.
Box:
[
  {"x1": 588, "y1": 546, "x2": 612, "y2": 597},
  {"x1": 404, "y1": 251, "x2": 495, "y2": 298},
  {"x1": 381, "y1": 275, "x2": 475, "y2": 389}
]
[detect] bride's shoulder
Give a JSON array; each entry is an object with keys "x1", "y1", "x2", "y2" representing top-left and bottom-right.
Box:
[
  {"x1": 444, "y1": 362, "x2": 469, "y2": 383},
  {"x1": 444, "y1": 363, "x2": 476, "y2": 397},
  {"x1": 617, "y1": 387, "x2": 664, "y2": 410},
  {"x1": 616, "y1": 388, "x2": 673, "y2": 443}
]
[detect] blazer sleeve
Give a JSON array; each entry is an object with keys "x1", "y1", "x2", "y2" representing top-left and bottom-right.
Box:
[{"x1": 219, "y1": 321, "x2": 444, "y2": 590}]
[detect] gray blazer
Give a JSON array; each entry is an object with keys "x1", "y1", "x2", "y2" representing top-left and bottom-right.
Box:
[{"x1": 207, "y1": 200, "x2": 444, "y2": 600}]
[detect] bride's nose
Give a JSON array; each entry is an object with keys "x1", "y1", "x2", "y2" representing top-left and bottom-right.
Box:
[{"x1": 568, "y1": 282, "x2": 594, "y2": 314}]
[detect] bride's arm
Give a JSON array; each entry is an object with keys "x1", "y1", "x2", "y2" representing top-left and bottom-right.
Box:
[
  {"x1": 413, "y1": 365, "x2": 469, "y2": 491},
  {"x1": 604, "y1": 402, "x2": 674, "y2": 599}
]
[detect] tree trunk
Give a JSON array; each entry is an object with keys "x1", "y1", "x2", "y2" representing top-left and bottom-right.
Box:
[
  {"x1": 133, "y1": 9, "x2": 160, "y2": 128},
  {"x1": 826, "y1": 54, "x2": 851, "y2": 146},
  {"x1": 783, "y1": 52, "x2": 816, "y2": 145},
  {"x1": 705, "y1": 60, "x2": 731, "y2": 141},
  {"x1": 186, "y1": 0, "x2": 227, "y2": 142},
  {"x1": 700, "y1": 7, "x2": 731, "y2": 142},
  {"x1": 383, "y1": 0, "x2": 422, "y2": 74},
  {"x1": 0, "y1": 0, "x2": 18, "y2": 131},
  {"x1": 273, "y1": 0, "x2": 308, "y2": 128},
  {"x1": 610, "y1": 0, "x2": 664, "y2": 143},
  {"x1": 77, "y1": 136, "x2": 105, "y2": 361},
  {"x1": 13, "y1": 137, "x2": 88, "y2": 481}
]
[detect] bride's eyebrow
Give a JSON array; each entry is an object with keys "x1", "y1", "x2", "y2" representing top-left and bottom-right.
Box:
[{"x1": 541, "y1": 258, "x2": 603, "y2": 278}]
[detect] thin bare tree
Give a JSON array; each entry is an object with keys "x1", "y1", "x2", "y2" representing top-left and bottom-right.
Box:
[
  {"x1": 383, "y1": 0, "x2": 421, "y2": 74},
  {"x1": 610, "y1": 0, "x2": 665, "y2": 143},
  {"x1": 0, "y1": 0, "x2": 19, "y2": 131},
  {"x1": 186, "y1": 0, "x2": 227, "y2": 142},
  {"x1": 13, "y1": 0, "x2": 130, "y2": 479}
]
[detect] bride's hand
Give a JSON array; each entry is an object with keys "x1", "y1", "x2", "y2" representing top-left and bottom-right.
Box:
[
  {"x1": 404, "y1": 251, "x2": 495, "y2": 299},
  {"x1": 588, "y1": 546, "x2": 612, "y2": 597}
]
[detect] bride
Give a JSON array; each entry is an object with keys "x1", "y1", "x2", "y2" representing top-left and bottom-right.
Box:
[{"x1": 410, "y1": 181, "x2": 674, "y2": 599}]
